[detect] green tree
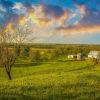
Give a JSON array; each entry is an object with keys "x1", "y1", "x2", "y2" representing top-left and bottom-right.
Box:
[
  {"x1": 31, "y1": 51, "x2": 41, "y2": 62},
  {"x1": 22, "y1": 46, "x2": 30, "y2": 56}
]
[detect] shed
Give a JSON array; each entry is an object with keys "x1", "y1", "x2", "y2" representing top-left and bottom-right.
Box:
[
  {"x1": 77, "y1": 53, "x2": 83, "y2": 60},
  {"x1": 67, "y1": 54, "x2": 77, "y2": 59}
]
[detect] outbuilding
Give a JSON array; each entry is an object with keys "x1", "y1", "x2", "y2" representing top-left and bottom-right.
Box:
[
  {"x1": 68, "y1": 53, "x2": 83, "y2": 60},
  {"x1": 77, "y1": 53, "x2": 83, "y2": 60},
  {"x1": 88, "y1": 51, "x2": 100, "y2": 59}
]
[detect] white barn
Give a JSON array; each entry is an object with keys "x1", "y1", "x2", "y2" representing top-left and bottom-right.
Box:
[{"x1": 88, "y1": 51, "x2": 100, "y2": 59}]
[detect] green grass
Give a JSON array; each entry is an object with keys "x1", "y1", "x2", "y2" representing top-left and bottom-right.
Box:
[{"x1": 0, "y1": 57, "x2": 100, "y2": 100}]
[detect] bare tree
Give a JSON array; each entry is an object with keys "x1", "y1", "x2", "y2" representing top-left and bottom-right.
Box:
[{"x1": 0, "y1": 24, "x2": 32, "y2": 80}]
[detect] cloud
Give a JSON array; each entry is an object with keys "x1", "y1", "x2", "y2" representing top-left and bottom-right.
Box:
[
  {"x1": 12, "y1": 3, "x2": 25, "y2": 10},
  {"x1": 80, "y1": 9, "x2": 100, "y2": 25},
  {"x1": 12, "y1": 3, "x2": 27, "y2": 15},
  {"x1": 0, "y1": 5, "x2": 6, "y2": 12},
  {"x1": 2, "y1": 4, "x2": 69, "y2": 40},
  {"x1": 4, "y1": 22, "x2": 15, "y2": 33},
  {"x1": 74, "y1": 0, "x2": 100, "y2": 25},
  {"x1": 57, "y1": 24, "x2": 100, "y2": 37},
  {"x1": 0, "y1": 0, "x2": 14, "y2": 10},
  {"x1": 1, "y1": 2, "x2": 100, "y2": 43},
  {"x1": 77, "y1": 5, "x2": 86, "y2": 18},
  {"x1": 43, "y1": 5, "x2": 66, "y2": 18},
  {"x1": 15, "y1": 4, "x2": 69, "y2": 28}
]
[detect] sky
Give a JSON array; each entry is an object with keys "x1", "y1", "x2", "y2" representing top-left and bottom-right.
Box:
[{"x1": 0, "y1": 0, "x2": 100, "y2": 44}]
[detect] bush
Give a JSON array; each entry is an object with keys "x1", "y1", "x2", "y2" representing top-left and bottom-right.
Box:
[
  {"x1": 31, "y1": 51, "x2": 42, "y2": 62},
  {"x1": 21, "y1": 46, "x2": 30, "y2": 56}
]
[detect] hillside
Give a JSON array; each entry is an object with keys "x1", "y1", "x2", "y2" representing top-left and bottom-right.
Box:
[{"x1": 0, "y1": 58, "x2": 100, "y2": 100}]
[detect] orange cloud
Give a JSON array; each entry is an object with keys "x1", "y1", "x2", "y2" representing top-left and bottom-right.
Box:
[
  {"x1": 5, "y1": 22, "x2": 15, "y2": 33},
  {"x1": 56, "y1": 10, "x2": 68, "y2": 27},
  {"x1": 16, "y1": 5, "x2": 69, "y2": 28},
  {"x1": 57, "y1": 24, "x2": 100, "y2": 37},
  {"x1": 17, "y1": 16, "x2": 27, "y2": 26}
]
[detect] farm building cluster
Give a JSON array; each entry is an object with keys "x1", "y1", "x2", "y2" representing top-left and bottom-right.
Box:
[
  {"x1": 67, "y1": 51, "x2": 100, "y2": 60},
  {"x1": 68, "y1": 53, "x2": 83, "y2": 60}
]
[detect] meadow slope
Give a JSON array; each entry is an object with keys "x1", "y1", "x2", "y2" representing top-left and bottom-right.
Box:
[{"x1": 0, "y1": 58, "x2": 100, "y2": 100}]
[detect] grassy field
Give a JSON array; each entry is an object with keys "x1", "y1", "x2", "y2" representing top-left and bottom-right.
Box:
[{"x1": 0, "y1": 57, "x2": 100, "y2": 100}]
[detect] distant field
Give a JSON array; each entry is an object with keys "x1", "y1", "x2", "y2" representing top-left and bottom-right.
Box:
[{"x1": 0, "y1": 57, "x2": 100, "y2": 100}]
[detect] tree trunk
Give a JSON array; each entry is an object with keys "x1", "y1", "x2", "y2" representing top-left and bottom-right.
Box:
[
  {"x1": 4, "y1": 65, "x2": 12, "y2": 80},
  {"x1": 7, "y1": 71, "x2": 12, "y2": 80}
]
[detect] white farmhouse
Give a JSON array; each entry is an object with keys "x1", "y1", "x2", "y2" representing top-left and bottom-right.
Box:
[
  {"x1": 88, "y1": 51, "x2": 100, "y2": 59},
  {"x1": 68, "y1": 55, "x2": 74, "y2": 59},
  {"x1": 67, "y1": 54, "x2": 77, "y2": 59}
]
